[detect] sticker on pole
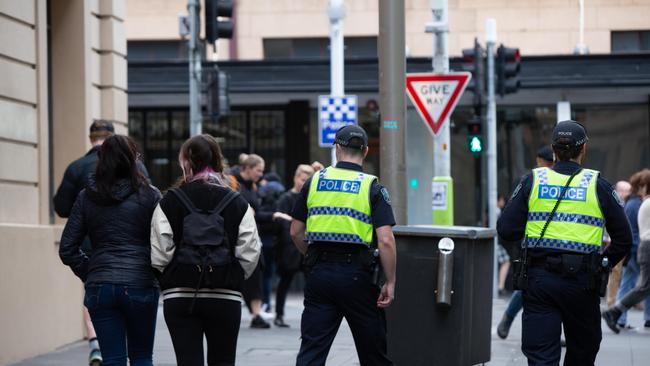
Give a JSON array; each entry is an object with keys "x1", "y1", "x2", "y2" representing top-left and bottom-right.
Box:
[
  {"x1": 405, "y1": 72, "x2": 471, "y2": 136},
  {"x1": 318, "y1": 95, "x2": 357, "y2": 147}
]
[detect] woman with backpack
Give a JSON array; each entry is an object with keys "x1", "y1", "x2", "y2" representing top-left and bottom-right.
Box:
[
  {"x1": 151, "y1": 134, "x2": 261, "y2": 365},
  {"x1": 59, "y1": 135, "x2": 161, "y2": 366}
]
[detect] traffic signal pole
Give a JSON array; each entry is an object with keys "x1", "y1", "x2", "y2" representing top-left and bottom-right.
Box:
[
  {"x1": 328, "y1": 0, "x2": 345, "y2": 166},
  {"x1": 486, "y1": 19, "x2": 499, "y2": 298},
  {"x1": 429, "y1": 0, "x2": 453, "y2": 225},
  {"x1": 378, "y1": 0, "x2": 407, "y2": 225},
  {"x1": 188, "y1": 0, "x2": 202, "y2": 136}
]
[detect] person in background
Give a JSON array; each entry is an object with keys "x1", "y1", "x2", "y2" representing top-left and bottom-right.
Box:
[
  {"x1": 258, "y1": 172, "x2": 286, "y2": 312},
  {"x1": 496, "y1": 194, "x2": 511, "y2": 297},
  {"x1": 228, "y1": 153, "x2": 249, "y2": 177},
  {"x1": 151, "y1": 134, "x2": 261, "y2": 365},
  {"x1": 496, "y1": 146, "x2": 553, "y2": 340},
  {"x1": 273, "y1": 164, "x2": 315, "y2": 327},
  {"x1": 603, "y1": 169, "x2": 650, "y2": 331},
  {"x1": 606, "y1": 180, "x2": 633, "y2": 307},
  {"x1": 59, "y1": 135, "x2": 160, "y2": 366},
  {"x1": 236, "y1": 154, "x2": 292, "y2": 328},
  {"x1": 54, "y1": 119, "x2": 150, "y2": 365}
]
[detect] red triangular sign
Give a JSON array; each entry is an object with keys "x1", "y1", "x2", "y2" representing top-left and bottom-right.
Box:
[{"x1": 405, "y1": 72, "x2": 471, "y2": 136}]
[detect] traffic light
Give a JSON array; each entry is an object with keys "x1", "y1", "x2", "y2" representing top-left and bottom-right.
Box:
[
  {"x1": 205, "y1": 0, "x2": 234, "y2": 44},
  {"x1": 207, "y1": 68, "x2": 230, "y2": 120},
  {"x1": 467, "y1": 117, "x2": 483, "y2": 155},
  {"x1": 461, "y1": 38, "x2": 486, "y2": 113},
  {"x1": 496, "y1": 45, "x2": 521, "y2": 96}
]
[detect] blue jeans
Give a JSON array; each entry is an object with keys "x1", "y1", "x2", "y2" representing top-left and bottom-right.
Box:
[
  {"x1": 506, "y1": 290, "x2": 524, "y2": 319},
  {"x1": 615, "y1": 256, "x2": 650, "y2": 325},
  {"x1": 84, "y1": 284, "x2": 159, "y2": 366}
]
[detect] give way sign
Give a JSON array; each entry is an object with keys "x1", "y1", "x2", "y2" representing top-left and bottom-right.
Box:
[{"x1": 405, "y1": 72, "x2": 471, "y2": 136}]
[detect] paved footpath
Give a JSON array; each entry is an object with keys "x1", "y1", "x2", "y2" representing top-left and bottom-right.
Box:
[{"x1": 13, "y1": 294, "x2": 650, "y2": 366}]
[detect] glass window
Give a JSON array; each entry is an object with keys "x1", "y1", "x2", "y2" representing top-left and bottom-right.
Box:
[
  {"x1": 263, "y1": 37, "x2": 377, "y2": 59},
  {"x1": 611, "y1": 31, "x2": 650, "y2": 53}
]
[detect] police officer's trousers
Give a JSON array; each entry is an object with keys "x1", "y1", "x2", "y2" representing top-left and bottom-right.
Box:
[
  {"x1": 296, "y1": 261, "x2": 392, "y2": 366},
  {"x1": 522, "y1": 267, "x2": 602, "y2": 366}
]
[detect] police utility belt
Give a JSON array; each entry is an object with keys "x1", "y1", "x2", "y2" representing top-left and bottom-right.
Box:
[{"x1": 304, "y1": 245, "x2": 377, "y2": 269}]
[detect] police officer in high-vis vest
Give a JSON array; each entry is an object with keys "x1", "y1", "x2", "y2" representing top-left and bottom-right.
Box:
[
  {"x1": 290, "y1": 125, "x2": 396, "y2": 366},
  {"x1": 498, "y1": 121, "x2": 632, "y2": 365}
]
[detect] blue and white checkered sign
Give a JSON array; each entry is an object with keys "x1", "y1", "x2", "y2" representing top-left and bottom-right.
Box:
[{"x1": 318, "y1": 95, "x2": 358, "y2": 147}]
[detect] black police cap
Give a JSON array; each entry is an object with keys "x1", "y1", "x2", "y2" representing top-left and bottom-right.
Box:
[
  {"x1": 334, "y1": 125, "x2": 368, "y2": 149},
  {"x1": 552, "y1": 120, "x2": 588, "y2": 148}
]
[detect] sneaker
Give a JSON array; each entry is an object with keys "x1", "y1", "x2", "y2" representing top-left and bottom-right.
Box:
[
  {"x1": 645, "y1": 320, "x2": 650, "y2": 328},
  {"x1": 88, "y1": 349, "x2": 102, "y2": 366},
  {"x1": 497, "y1": 314, "x2": 514, "y2": 339},
  {"x1": 274, "y1": 316, "x2": 290, "y2": 328},
  {"x1": 251, "y1": 315, "x2": 271, "y2": 329},
  {"x1": 602, "y1": 308, "x2": 622, "y2": 334}
]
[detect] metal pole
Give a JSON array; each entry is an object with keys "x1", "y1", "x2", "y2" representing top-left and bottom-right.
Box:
[
  {"x1": 486, "y1": 18, "x2": 498, "y2": 297},
  {"x1": 431, "y1": 0, "x2": 449, "y2": 178},
  {"x1": 328, "y1": 0, "x2": 345, "y2": 166},
  {"x1": 378, "y1": 0, "x2": 407, "y2": 225},
  {"x1": 188, "y1": 0, "x2": 202, "y2": 136}
]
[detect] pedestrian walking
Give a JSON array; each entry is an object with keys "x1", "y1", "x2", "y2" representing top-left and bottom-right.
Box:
[
  {"x1": 605, "y1": 180, "x2": 632, "y2": 307},
  {"x1": 258, "y1": 172, "x2": 286, "y2": 312},
  {"x1": 602, "y1": 169, "x2": 650, "y2": 332},
  {"x1": 497, "y1": 146, "x2": 554, "y2": 339},
  {"x1": 59, "y1": 135, "x2": 160, "y2": 366},
  {"x1": 150, "y1": 134, "x2": 261, "y2": 366},
  {"x1": 290, "y1": 125, "x2": 397, "y2": 366},
  {"x1": 54, "y1": 120, "x2": 150, "y2": 366},
  {"x1": 274, "y1": 164, "x2": 315, "y2": 327},
  {"x1": 235, "y1": 154, "x2": 292, "y2": 328},
  {"x1": 497, "y1": 121, "x2": 632, "y2": 365}
]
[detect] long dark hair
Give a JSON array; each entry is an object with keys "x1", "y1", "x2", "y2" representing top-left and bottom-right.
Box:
[{"x1": 95, "y1": 135, "x2": 147, "y2": 197}]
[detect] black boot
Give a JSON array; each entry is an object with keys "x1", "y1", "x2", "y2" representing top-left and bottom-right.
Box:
[
  {"x1": 602, "y1": 308, "x2": 623, "y2": 334},
  {"x1": 497, "y1": 313, "x2": 514, "y2": 339}
]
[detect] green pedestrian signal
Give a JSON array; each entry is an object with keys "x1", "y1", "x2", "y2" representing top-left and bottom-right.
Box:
[{"x1": 469, "y1": 136, "x2": 483, "y2": 154}]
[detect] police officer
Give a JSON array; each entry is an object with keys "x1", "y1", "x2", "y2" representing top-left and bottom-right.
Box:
[
  {"x1": 290, "y1": 125, "x2": 396, "y2": 366},
  {"x1": 497, "y1": 120, "x2": 632, "y2": 365}
]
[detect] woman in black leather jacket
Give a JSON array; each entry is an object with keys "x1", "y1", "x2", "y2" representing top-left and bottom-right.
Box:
[{"x1": 59, "y1": 135, "x2": 161, "y2": 366}]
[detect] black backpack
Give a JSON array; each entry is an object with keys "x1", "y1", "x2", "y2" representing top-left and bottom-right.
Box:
[{"x1": 169, "y1": 188, "x2": 240, "y2": 311}]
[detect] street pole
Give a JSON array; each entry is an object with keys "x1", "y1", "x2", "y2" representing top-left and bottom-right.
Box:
[
  {"x1": 429, "y1": 0, "x2": 453, "y2": 225},
  {"x1": 328, "y1": 0, "x2": 345, "y2": 166},
  {"x1": 188, "y1": 0, "x2": 202, "y2": 136},
  {"x1": 486, "y1": 18, "x2": 498, "y2": 297},
  {"x1": 378, "y1": 0, "x2": 407, "y2": 225}
]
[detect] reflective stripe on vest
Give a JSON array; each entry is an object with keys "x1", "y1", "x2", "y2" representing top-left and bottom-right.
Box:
[
  {"x1": 525, "y1": 167, "x2": 604, "y2": 253},
  {"x1": 305, "y1": 166, "x2": 376, "y2": 246}
]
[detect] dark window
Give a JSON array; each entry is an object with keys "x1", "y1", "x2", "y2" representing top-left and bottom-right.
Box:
[
  {"x1": 127, "y1": 40, "x2": 199, "y2": 61},
  {"x1": 611, "y1": 31, "x2": 650, "y2": 53},
  {"x1": 263, "y1": 37, "x2": 377, "y2": 59}
]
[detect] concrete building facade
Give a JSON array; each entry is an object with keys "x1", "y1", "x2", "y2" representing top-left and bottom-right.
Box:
[{"x1": 0, "y1": 0, "x2": 128, "y2": 364}]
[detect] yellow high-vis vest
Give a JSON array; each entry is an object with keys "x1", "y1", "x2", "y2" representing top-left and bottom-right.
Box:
[
  {"x1": 525, "y1": 167, "x2": 604, "y2": 254},
  {"x1": 305, "y1": 166, "x2": 376, "y2": 246}
]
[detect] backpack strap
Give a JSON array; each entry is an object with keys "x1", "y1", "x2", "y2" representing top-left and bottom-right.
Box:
[
  {"x1": 169, "y1": 188, "x2": 198, "y2": 213},
  {"x1": 210, "y1": 190, "x2": 240, "y2": 215}
]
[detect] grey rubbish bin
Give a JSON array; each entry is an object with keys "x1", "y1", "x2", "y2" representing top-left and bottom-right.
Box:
[{"x1": 386, "y1": 225, "x2": 496, "y2": 366}]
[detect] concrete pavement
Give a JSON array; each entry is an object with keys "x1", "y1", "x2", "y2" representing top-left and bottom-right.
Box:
[{"x1": 12, "y1": 294, "x2": 650, "y2": 365}]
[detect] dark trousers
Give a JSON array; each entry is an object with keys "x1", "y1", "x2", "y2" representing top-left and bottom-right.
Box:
[
  {"x1": 84, "y1": 284, "x2": 159, "y2": 366},
  {"x1": 262, "y1": 244, "x2": 276, "y2": 307},
  {"x1": 296, "y1": 262, "x2": 392, "y2": 366},
  {"x1": 275, "y1": 270, "x2": 297, "y2": 317},
  {"x1": 163, "y1": 297, "x2": 241, "y2": 366},
  {"x1": 522, "y1": 267, "x2": 601, "y2": 366}
]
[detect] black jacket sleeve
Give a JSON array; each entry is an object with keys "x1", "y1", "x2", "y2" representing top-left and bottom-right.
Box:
[
  {"x1": 598, "y1": 177, "x2": 633, "y2": 266},
  {"x1": 53, "y1": 165, "x2": 80, "y2": 218},
  {"x1": 497, "y1": 173, "x2": 533, "y2": 242},
  {"x1": 58, "y1": 190, "x2": 89, "y2": 281}
]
